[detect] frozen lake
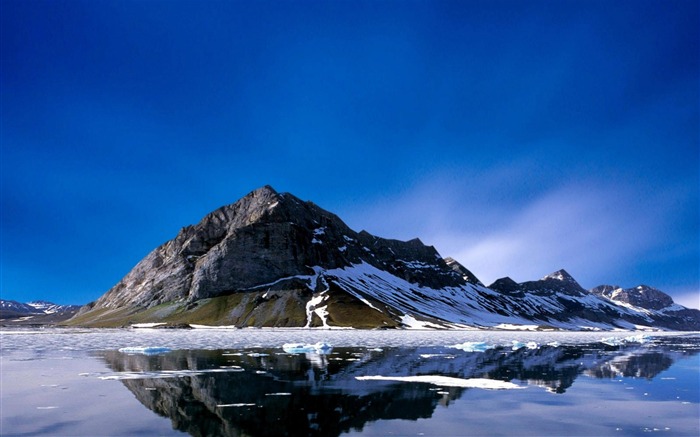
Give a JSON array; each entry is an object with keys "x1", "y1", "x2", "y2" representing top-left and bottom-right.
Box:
[{"x1": 1, "y1": 328, "x2": 699, "y2": 436}]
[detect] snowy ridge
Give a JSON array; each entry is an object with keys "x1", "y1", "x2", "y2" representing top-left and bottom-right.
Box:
[
  {"x1": 27, "y1": 301, "x2": 71, "y2": 314},
  {"x1": 313, "y1": 262, "x2": 689, "y2": 330},
  {"x1": 1, "y1": 299, "x2": 80, "y2": 319},
  {"x1": 326, "y1": 262, "x2": 530, "y2": 327}
]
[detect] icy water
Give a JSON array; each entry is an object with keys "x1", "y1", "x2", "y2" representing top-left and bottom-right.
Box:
[{"x1": 1, "y1": 329, "x2": 698, "y2": 437}]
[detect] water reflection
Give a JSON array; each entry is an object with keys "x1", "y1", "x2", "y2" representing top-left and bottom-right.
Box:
[{"x1": 98, "y1": 336, "x2": 699, "y2": 437}]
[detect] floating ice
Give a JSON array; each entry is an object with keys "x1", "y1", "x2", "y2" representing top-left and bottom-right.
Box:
[
  {"x1": 355, "y1": 375, "x2": 524, "y2": 390},
  {"x1": 600, "y1": 337, "x2": 624, "y2": 346},
  {"x1": 282, "y1": 342, "x2": 333, "y2": 354},
  {"x1": 600, "y1": 334, "x2": 650, "y2": 346},
  {"x1": 511, "y1": 341, "x2": 539, "y2": 350},
  {"x1": 449, "y1": 341, "x2": 495, "y2": 352},
  {"x1": 624, "y1": 334, "x2": 650, "y2": 343},
  {"x1": 118, "y1": 346, "x2": 171, "y2": 355}
]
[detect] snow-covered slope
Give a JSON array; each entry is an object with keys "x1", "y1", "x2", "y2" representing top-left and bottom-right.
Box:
[
  {"x1": 26, "y1": 300, "x2": 77, "y2": 314},
  {"x1": 298, "y1": 262, "x2": 699, "y2": 330}
]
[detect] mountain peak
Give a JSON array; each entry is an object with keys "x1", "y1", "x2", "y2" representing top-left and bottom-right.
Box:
[
  {"x1": 591, "y1": 284, "x2": 674, "y2": 310},
  {"x1": 443, "y1": 257, "x2": 483, "y2": 285},
  {"x1": 542, "y1": 269, "x2": 576, "y2": 283},
  {"x1": 488, "y1": 277, "x2": 523, "y2": 296},
  {"x1": 251, "y1": 184, "x2": 278, "y2": 195},
  {"x1": 238, "y1": 185, "x2": 282, "y2": 210}
]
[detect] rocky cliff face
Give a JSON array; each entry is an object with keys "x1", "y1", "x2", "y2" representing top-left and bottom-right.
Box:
[{"x1": 72, "y1": 186, "x2": 700, "y2": 330}]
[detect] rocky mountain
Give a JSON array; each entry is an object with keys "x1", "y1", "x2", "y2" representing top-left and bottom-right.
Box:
[
  {"x1": 69, "y1": 186, "x2": 700, "y2": 330},
  {"x1": 0, "y1": 299, "x2": 37, "y2": 316},
  {"x1": 590, "y1": 285, "x2": 674, "y2": 310},
  {"x1": 1, "y1": 299, "x2": 81, "y2": 325}
]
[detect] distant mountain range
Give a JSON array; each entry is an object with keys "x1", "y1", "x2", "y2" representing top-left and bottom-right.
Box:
[
  {"x1": 0, "y1": 299, "x2": 81, "y2": 325},
  {"x1": 66, "y1": 186, "x2": 699, "y2": 330}
]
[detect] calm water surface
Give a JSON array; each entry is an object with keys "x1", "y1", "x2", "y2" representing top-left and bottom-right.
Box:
[{"x1": 1, "y1": 329, "x2": 698, "y2": 436}]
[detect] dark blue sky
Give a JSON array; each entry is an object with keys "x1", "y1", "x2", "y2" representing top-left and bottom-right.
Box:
[{"x1": 2, "y1": 0, "x2": 698, "y2": 308}]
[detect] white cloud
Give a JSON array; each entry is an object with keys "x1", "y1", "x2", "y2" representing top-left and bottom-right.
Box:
[
  {"x1": 442, "y1": 184, "x2": 662, "y2": 286},
  {"x1": 340, "y1": 172, "x2": 680, "y2": 290}
]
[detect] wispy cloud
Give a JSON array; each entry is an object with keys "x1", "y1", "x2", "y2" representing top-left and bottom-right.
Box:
[
  {"x1": 443, "y1": 184, "x2": 662, "y2": 286},
  {"x1": 340, "y1": 168, "x2": 690, "y2": 294}
]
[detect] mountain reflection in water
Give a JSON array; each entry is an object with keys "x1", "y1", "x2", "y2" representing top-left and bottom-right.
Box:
[{"x1": 98, "y1": 336, "x2": 700, "y2": 437}]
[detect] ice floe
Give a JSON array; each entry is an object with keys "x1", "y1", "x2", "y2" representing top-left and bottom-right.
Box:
[
  {"x1": 449, "y1": 341, "x2": 495, "y2": 352},
  {"x1": 511, "y1": 341, "x2": 539, "y2": 350},
  {"x1": 599, "y1": 334, "x2": 651, "y2": 346},
  {"x1": 355, "y1": 375, "x2": 524, "y2": 390},
  {"x1": 282, "y1": 342, "x2": 333, "y2": 354}
]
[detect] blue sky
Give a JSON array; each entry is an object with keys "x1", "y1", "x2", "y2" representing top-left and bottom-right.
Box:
[{"x1": 2, "y1": 0, "x2": 698, "y2": 309}]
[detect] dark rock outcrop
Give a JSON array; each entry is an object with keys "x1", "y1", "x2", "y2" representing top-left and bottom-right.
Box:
[
  {"x1": 444, "y1": 257, "x2": 483, "y2": 286},
  {"x1": 590, "y1": 285, "x2": 674, "y2": 310},
  {"x1": 488, "y1": 277, "x2": 523, "y2": 296}
]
